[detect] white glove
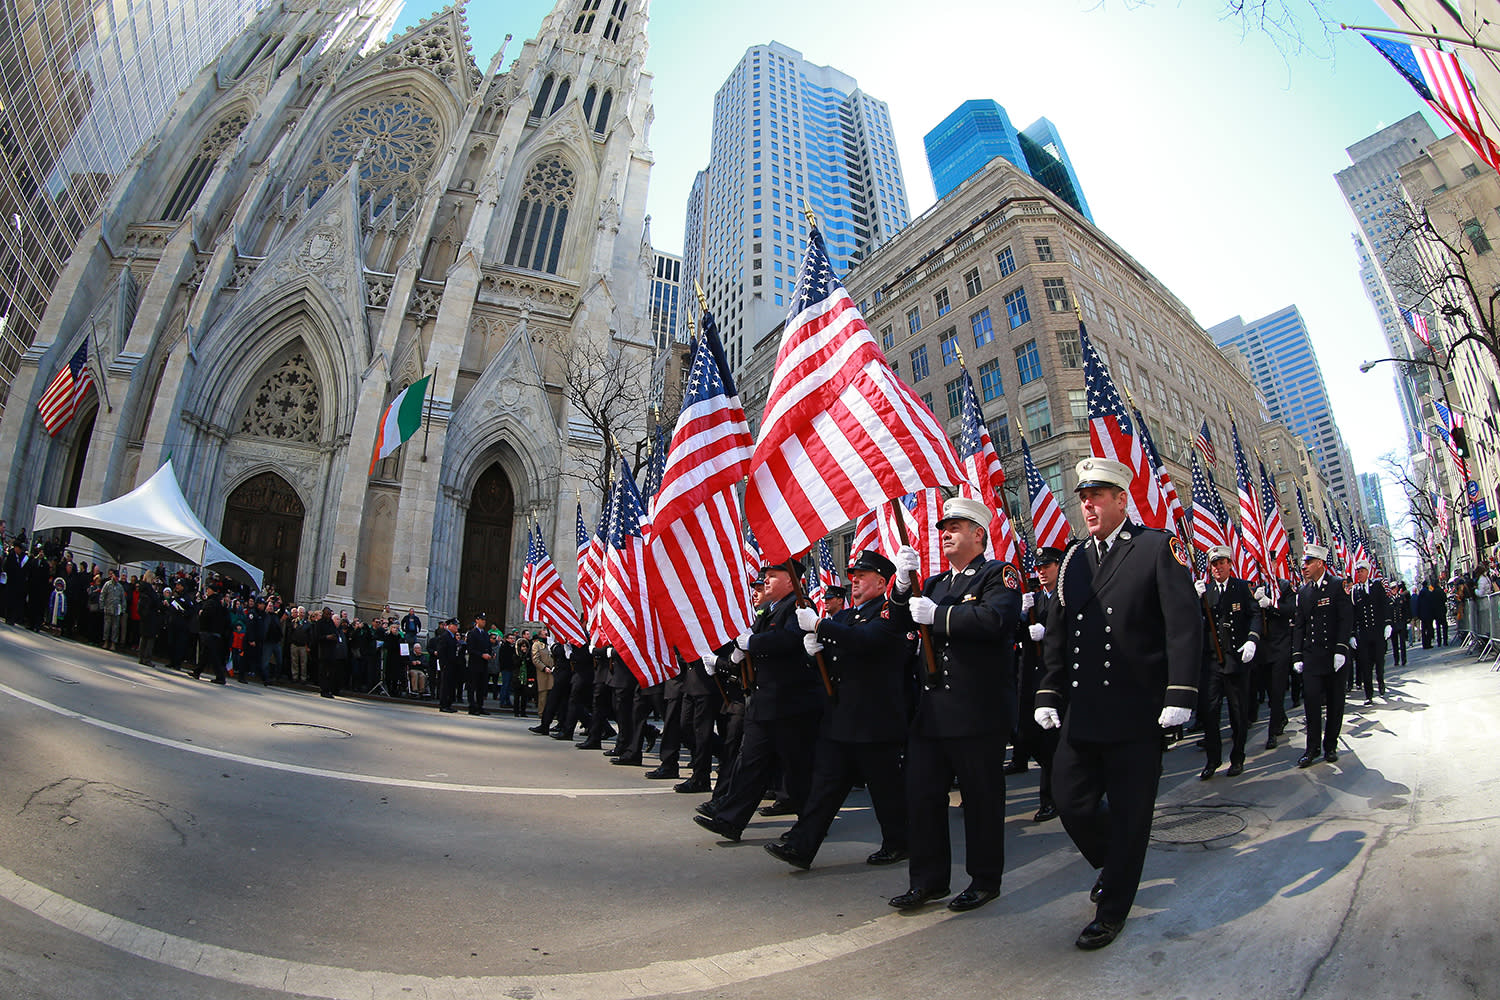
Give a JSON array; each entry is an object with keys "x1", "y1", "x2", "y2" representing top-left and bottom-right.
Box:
[
  {"x1": 895, "y1": 545, "x2": 920, "y2": 590},
  {"x1": 734, "y1": 630, "x2": 752, "y2": 651},
  {"x1": 1195, "y1": 580, "x2": 1207, "y2": 597},
  {"x1": 910, "y1": 595, "x2": 937, "y2": 625},
  {"x1": 1333, "y1": 653, "x2": 1346, "y2": 670},
  {"x1": 1256, "y1": 591, "x2": 1272, "y2": 609},
  {"x1": 1349, "y1": 635, "x2": 1358, "y2": 649},
  {"x1": 1384, "y1": 625, "x2": 1392, "y2": 640},
  {"x1": 1020, "y1": 591, "x2": 1035, "y2": 613},
  {"x1": 607, "y1": 646, "x2": 616, "y2": 658},
  {"x1": 802, "y1": 633, "x2": 824, "y2": 656},
  {"x1": 1028, "y1": 623, "x2": 1046, "y2": 642},
  {"x1": 795, "y1": 607, "x2": 821, "y2": 632},
  {"x1": 1239, "y1": 640, "x2": 1257, "y2": 663},
  {"x1": 1293, "y1": 660, "x2": 1304, "y2": 674},
  {"x1": 1159, "y1": 706, "x2": 1193, "y2": 728},
  {"x1": 561, "y1": 643, "x2": 571, "y2": 656},
  {"x1": 730, "y1": 647, "x2": 746, "y2": 664},
  {"x1": 696, "y1": 648, "x2": 717, "y2": 670},
  {"x1": 588, "y1": 642, "x2": 596, "y2": 654},
  {"x1": 1034, "y1": 707, "x2": 1061, "y2": 730}
]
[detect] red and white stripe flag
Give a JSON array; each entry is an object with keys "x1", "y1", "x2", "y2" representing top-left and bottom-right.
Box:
[
  {"x1": 37, "y1": 343, "x2": 95, "y2": 436},
  {"x1": 599, "y1": 458, "x2": 673, "y2": 685},
  {"x1": 1081, "y1": 324, "x2": 1167, "y2": 528},
  {"x1": 518, "y1": 526, "x2": 536, "y2": 614},
  {"x1": 575, "y1": 501, "x2": 598, "y2": 617},
  {"x1": 1230, "y1": 420, "x2": 1266, "y2": 583},
  {"x1": 525, "y1": 522, "x2": 586, "y2": 646},
  {"x1": 1022, "y1": 437, "x2": 1071, "y2": 552},
  {"x1": 1367, "y1": 34, "x2": 1500, "y2": 174},
  {"x1": 745, "y1": 226, "x2": 964, "y2": 563},
  {"x1": 954, "y1": 365, "x2": 1020, "y2": 568}
]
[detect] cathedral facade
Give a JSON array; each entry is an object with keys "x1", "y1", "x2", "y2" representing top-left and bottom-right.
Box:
[{"x1": 0, "y1": 0, "x2": 658, "y2": 626}]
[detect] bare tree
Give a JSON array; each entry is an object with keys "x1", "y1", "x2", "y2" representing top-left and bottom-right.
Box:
[
  {"x1": 536, "y1": 331, "x2": 651, "y2": 501},
  {"x1": 1093, "y1": 1, "x2": 1338, "y2": 56},
  {"x1": 1383, "y1": 197, "x2": 1500, "y2": 369},
  {"x1": 1381, "y1": 452, "x2": 1451, "y2": 580}
]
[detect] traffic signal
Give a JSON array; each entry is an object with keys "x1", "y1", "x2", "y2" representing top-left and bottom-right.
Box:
[{"x1": 1452, "y1": 425, "x2": 1470, "y2": 459}]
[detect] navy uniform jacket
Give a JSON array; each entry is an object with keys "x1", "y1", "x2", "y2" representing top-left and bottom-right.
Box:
[
  {"x1": 1037, "y1": 523, "x2": 1202, "y2": 743},
  {"x1": 744, "y1": 594, "x2": 825, "y2": 722},
  {"x1": 888, "y1": 554, "x2": 1021, "y2": 740},
  {"x1": 1260, "y1": 579, "x2": 1296, "y2": 662},
  {"x1": 1291, "y1": 574, "x2": 1354, "y2": 675},
  {"x1": 1351, "y1": 581, "x2": 1391, "y2": 640},
  {"x1": 465, "y1": 627, "x2": 493, "y2": 671},
  {"x1": 432, "y1": 627, "x2": 458, "y2": 669},
  {"x1": 813, "y1": 595, "x2": 914, "y2": 743},
  {"x1": 1203, "y1": 577, "x2": 1262, "y2": 674}
]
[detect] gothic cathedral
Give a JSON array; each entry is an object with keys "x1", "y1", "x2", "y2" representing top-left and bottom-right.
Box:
[{"x1": 0, "y1": 1, "x2": 657, "y2": 625}]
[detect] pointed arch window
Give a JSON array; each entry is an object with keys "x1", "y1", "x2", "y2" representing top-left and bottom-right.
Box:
[
  {"x1": 549, "y1": 78, "x2": 571, "y2": 114},
  {"x1": 238, "y1": 349, "x2": 322, "y2": 443},
  {"x1": 604, "y1": 0, "x2": 628, "y2": 42},
  {"x1": 582, "y1": 85, "x2": 597, "y2": 122},
  {"x1": 301, "y1": 94, "x2": 440, "y2": 218},
  {"x1": 594, "y1": 90, "x2": 612, "y2": 136},
  {"x1": 162, "y1": 109, "x2": 249, "y2": 221},
  {"x1": 573, "y1": 0, "x2": 602, "y2": 34},
  {"x1": 530, "y1": 74, "x2": 555, "y2": 120},
  {"x1": 503, "y1": 157, "x2": 575, "y2": 275}
]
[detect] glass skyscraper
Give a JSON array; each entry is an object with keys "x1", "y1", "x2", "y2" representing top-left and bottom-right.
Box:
[
  {"x1": 0, "y1": 0, "x2": 271, "y2": 411},
  {"x1": 685, "y1": 41, "x2": 910, "y2": 376},
  {"x1": 924, "y1": 99, "x2": 1093, "y2": 222}
]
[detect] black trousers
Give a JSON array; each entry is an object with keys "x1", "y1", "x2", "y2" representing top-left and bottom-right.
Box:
[
  {"x1": 195, "y1": 633, "x2": 227, "y2": 683},
  {"x1": 1437, "y1": 615, "x2": 1449, "y2": 646},
  {"x1": 438, "y1": 660, "x2": 461, "y2": 710},
  {"x1": 1013, "y1": 705, "x2": 1059, "y2": 808},
  {"x1": 713, "y1": 711, "x2": 820, "y2": 834},
  {"x1": 583, "y1": 678, "x2": 614, "y2": 744},
  {"x1": 1052, "y1": 730, "x2": 1163, "y2": 923},
  {"x1": 785, "y1": 738, "x2": 907, "y2": 861},
  {"x1": 905, "y1": 731, "x2": 1008, "y2": 894},
  {"x1": 1202, "y1": 667, "x2": 1251, "y2": 768},
  {"x1": 654, "y1": 686, "x2": 685, "y2": 769},
  {"x1": 466, "y1": 662, "x2": 489, "y2": 711},
  {"x1": 1391, "y1": 628, "x2": 1408, "y2": 666},
  {"x1": 1421, "y1": 618, "x2": 1435, "y2": 648},
  {"x1": 627, "y1": 683, "x2": 665, "y2": 758},
  {"x1": 559, "y1": 672, "x2": 592, "y2": 738},
  {"x1": 610, "y1": 684, "x2": 637, "y2": 753},
  {"x1": 1301, "y1": 670, "x2": 1346, "y2": 754},
  {"x1": 538, "y1": 669, "x2": 571, "y2": 730},
  {"x1": 1356, "y1": 636, "x2": 1386, "y2": 700}
]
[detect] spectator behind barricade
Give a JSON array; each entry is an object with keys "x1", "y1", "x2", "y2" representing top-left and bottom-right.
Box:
[
  {"x1": 47, "y1": 577, "x2": 67, "y2": 632},
  {"x1": 407, "y1": 642, "x2": 429, "y2": 697}
]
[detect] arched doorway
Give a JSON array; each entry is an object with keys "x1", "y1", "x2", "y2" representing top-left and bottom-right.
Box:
[
  {"x1": 457, "y1": 464, "x2": 513, "y2": 627},
  {"x1": 222, "y1": 472, "x2": 305, "y2": 598}
]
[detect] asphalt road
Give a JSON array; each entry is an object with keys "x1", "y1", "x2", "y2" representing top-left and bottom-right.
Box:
[{"x1": 0, "y1": 622, "x2": 1496, "y2": 1000}]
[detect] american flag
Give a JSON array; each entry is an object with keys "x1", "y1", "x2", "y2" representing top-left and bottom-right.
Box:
[
  {"x1": 1366, "y1": 33, "x2": 1500, "y2": 174},
  {"x1": 1326, "y1": 502, "x2": 1351, "y2": 577},
  {"x1": 575, "y1": 501, "x2": 597, "y2": 617},
  {"x1": 1296, "y1": 486, "x2": 1319, "y2": 548},
  {"x1": 1081, "y1": 323, "x2": 1167, "y2": 528},
  {"x1": 585, "y1": 488, "x2": 613, "y2": 641},
  {"x1": 1133, "y1": 403, "x2": 1188, "y2": 542},
  {"x1": 518, "y1": 525, "x2": 536, "y2": 614},
  {"x1": 954, "y1": 365, "x2": 1019, "y2": 567},
  {"x1": 645, "y1": 309, "x2": 755, "y2": 660},
  {"x1": 1433, "y1": 400, "x2": 1468, "y2": 476},
  {"x1": 642, "y1": 423, "x2": 671, "y2": 505},
  {"x1": 1190, "y1": 451, "x2": 1228, "y2": 554},
  {"x1": 524, "y1": 521, "x2": 587, "y2": 645},
  {"x1": 897, "y1": 490, "x2": 945, "y2": 580},
  {"x1": 37, "y1": 343, "x2": 95, "y2": 436},
  {"x1": 852, "y1": 509, "x2": 881, "y2": 558},
  {"x1": 1232, "y1": 519, "x2": 1259, "y2": 582},
  {"x1": 814, "y1": 537, "x2": 839, "y2": 613},
  {"x1": 742, "y1": 524, "x2": 763, "y2": 586},
  {"x1": 745, "y1": 225, "x2": 965, "y2": 563},
  {"x1": 1230, "y1": 420, "x2": 1266, "y2": 582},
  {"x1": 1258, "y1": 461, "x2": 1291, "y2": 580},
  {"x1": 1400, "y1": 307, "x2": 1432, "y2": 348},
  {"x1": 1193, "y1": 418, "x2": 1217, "y2": 470},
  {"x1": 600, "y1": 457, "x2": 673, "y2": 686},
  {"x1": 1022, "y1": 436, "x2": 1071, "y2": 552}
]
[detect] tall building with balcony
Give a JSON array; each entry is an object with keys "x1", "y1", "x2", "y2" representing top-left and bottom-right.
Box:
[
  {"x1": 688, "y1": 41, "x2": 910, "y2": 376},
  {"x1": 924, "y1": 100, "x2": 1092, "y2": 221}
]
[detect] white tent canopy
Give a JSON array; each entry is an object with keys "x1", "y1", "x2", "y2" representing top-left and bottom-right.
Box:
[{"x1": 33, "y1": 460, "x2": 264, "y2": 589}]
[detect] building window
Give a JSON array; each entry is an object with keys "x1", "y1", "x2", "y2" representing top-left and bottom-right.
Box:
[
  {"x1": 907, "y1": 307, "x2": 922, "y2": 335},
  {"x1": 987, "y1": 417, "x2": 1011, "y2": 454},
  {"x1": 1069, "y1": 388, "x2": 1088, "y2": 431},
  {"x1": 921, "y1": 391, "x2": 934, "y2": 410},
  {"x1": 503, "y1": 157, "x2": 576, "y2": 274},
  {"x1": 964, "y1": 267, "x2": 983, "y2": 298},
  {"x1": 945, "y1": 377, "x2": 964, "y2": 418},
  {"x1": 163, "y1": 110, "x2": 250, "y2": 220},
  {"x1": 971, "y1": 308, "x2": 994, "y2": 347},
  {"x1": 940, "y1": 328, "x2": 960, "y2": 366},
  {"x1": 1079, "y1": 288, "x2": 1097, "y2": 320},
  {"x1": 1056, "y1": 329, "x2": 1082, "y2": 369},
  {"x1": 934, "y1": 287, "x2": 951, "y2": 316},
  {"x1": 1015, "y1": 339, "x2": 1042, "y2": 384},
  {"x1": 1004, "y1": 287, "x2": 1032, "y2": 329},
  {"x1": 910, "y1": 344, "x2": 930, "y2": 382},
  {"x1": 1464, "y1": 218, "x2": 1492, "y2": 254},
  {"x1": 881, "y1": 324, "x2": 894, "y2": 350},
  {"x1": 978, "y1": 358, "x2": 1003, "y2": 401},
  {"x1": 303, "y1": 96, "x2": 440, "y2": 217},
  {"x1": 1025, "y1": 397, "x2": 1052, "y2": 439},
  {"x1": 1034, "y1": 236, "x2": 1054, "y2": 262},
  {"x1": 1104, "y1": 304, "x2": 1121, "y2": 339},
  {"x1": 1043, "y1": 277, "x2": 1069, "y2": 312},
  {"x1": 996, "y1": 245, "x2": 1016, "y2": 276},
  {"x1": 1041, "y1": 460, "x2": 1064, "y2": 496}
]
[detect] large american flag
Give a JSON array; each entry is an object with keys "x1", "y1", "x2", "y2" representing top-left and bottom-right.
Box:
[
  {"x1": 1366, "y1": 33, "x2": 1500, "y2": 174},
  {"x1": 1133, "y1": 403, "x2": 1188, "y2": 542},
  {"x1": 524, "y1": 521, "x2": 587, "y2": 645},
  {"x1": 1230, "y1": 420, "x2": 1265, "y2": 582},
  {"x1": 1296, "y1": 486, "x2": 1319, "y2": 549},
  {"x1": 518, "y1": 525, "x2": 536, "y2": 614},
  {"x1": 642, "y1": 423, "x2": 671, "y2": 506},
  {"x1": 1190, "y1": 450, "x2": 1228, "y2": 554},
  {"x1": 1081, "y1": 323, "x2": 1167, "y2": 528},
  {"x1": 814, "y1": 537, "x2": 840, "y2": 613},
  {"x1": 852, "y1": 508, "x2": 881, "y2": 558},
  {"x1": 1433, "y1": 399, "x2": 1468, "y2": 477},
  {"x1": 1232, "y1": 519, "x2": 1259, "y2": 582},
  {"x1": 745, "y1": 225, "x2": 965, "y2": 563},
  {"x1": 585, "y1": 487, "x2": 613, "y2": 641},
  {"x1": 37, "y1": 343, "x2": 95, "y2": 436},
  {"x1": 741, "y1": 523, "x2": 763, "y2": 586},
  {"x1": 1400, "y1": 307, "x2": 1432, "y2": 348},
  {"x1": 645, "y1": 310, "x2": 755, "y2": 658},
  {"x1": 1326, "y1": 501, "x2": 1351, "y2": 577},
  {"x1": 890, "y1": 490, "x2": 944, "y2": 581},
  {"x1": 954, "y1": 365, "x2": 1019, "y2": 567},
  {"x1": 1258, "y1": 460, "x2": 1291, "y2": 580},
  {"x1": 575, "y1": 501, "x2": 598, "y2": 617},
  {"x1": 1193, "y1": 418, "x2": 1217, "y2": 470},
  {"x1": 1022, "y1": 436, "x2": 1071, "y2": 552},
  {"x1": 600, "y1": 458, "x2": 673, "y2": 686}
]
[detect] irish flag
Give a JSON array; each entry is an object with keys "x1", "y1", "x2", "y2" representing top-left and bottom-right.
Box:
[{"x1": 370, "y1": 374, "x2": 431, "y2": 474}]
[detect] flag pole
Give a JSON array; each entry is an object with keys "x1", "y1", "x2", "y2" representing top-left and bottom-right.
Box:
[
  {"x1": 788, "y1": 564, "x2": 836, "y2": 700},
  {"x1": 420, "y1": 366, "x2": 437, "y2": 461},
  {"x1": 1340, "y1": 23, "x2": 1500, "y2": 55},
  {"x1": 889, "y1": 502, "x2": 940, "y2": 681}
]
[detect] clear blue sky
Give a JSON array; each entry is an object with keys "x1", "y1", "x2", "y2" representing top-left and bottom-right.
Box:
[{"x1": 445, "y1": 0, "x2": 1435, "y2": 551}]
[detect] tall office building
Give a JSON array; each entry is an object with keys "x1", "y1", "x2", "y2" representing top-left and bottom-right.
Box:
[
  {"x1": 1334, "y1": 113, "x2": 1440, "y2": 454},
  {"x1": 689, "y1": 41, "x2": 910, "y2": 375},
  {"x1": 924, "y1": 100, "x2": 1092, "y2": 221},
  {"x1": 1209, "y1": 307, "x2": 1360, "y2": 506},
  {"x1": 1358, "y1": 471, "x2": 1389, "y2": 528},
  {"x1": 0, "y1": 0, "x2": 276, "y2": 412},
  {"x1": 649, "y1": 249, "x2": 683, "y2": 351}
]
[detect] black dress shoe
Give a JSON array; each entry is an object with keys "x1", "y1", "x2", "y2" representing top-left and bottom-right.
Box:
[
  {"x1": 575, "y1": 741, "x2": 602, "y2": 750},
  {"x1": 1297, "y1": 752, "x2": 1319, "y2": 768},
  {"x1": 1090, "y1": 874, "x2": 1105, "y2": 904},
  {"x1": 440, "y1": 706, "x2": 458, "y2": 713},
  {"x1": 764, "y1": 840, "x2": 813, "y2": 870},
  {"x1": 693, "y1": 813, "x2": 740, "y2": 841},
  {"x1": 550, "y1": 732, "x2": 573, "y2": 740},
  {"x1": 695, "y1": 800, "x2": 719, "y2": 818},
  {"x1": 865, "y1": 847, "x2": 908, "y2": 866},
  {"x1": 948, "y1": 885, "x2": 1000, "y2": 912},
  {"x1": 759, "y1": 798, "x2": 796, "y2": 817},
  {"x1": 610, "y1": 755, "x2": 643, "y2": 766},
  {"x1": 1199, "y1": 765, "x2": 1216, "y2": 781},
  {"x1": 1323, "y1": 750, "x2": 1339, "y2": 763},
  {"x1": 1226, "y1": 763, "x2": 1244, "y2": 777},
  {"x1": 1033, "y1": 804, "x2": 1058, "y2": 822},
  {"x1": 528, "y1": 724, "x2": 548, "y2": 734},
  {"x1": 1002, "y1": 759, "x2": 1028, "y2": 775},
  {"x1": 1076, "y1": 918, "x2": 1125, "y2": 950},
  {"x1": 602, "y1": 748, "x2": 620, "y2": 757},
  {"x1": 1266, "y1": 735, "x2": 1278, "y2": 750},
  {"x1": 644, "y1": 726, "x2": 659, "y2": 753},
  {"x1": 644, "y1": 766, "x2": 679, "y2": 780},
  {"x1": 674, "y1": 778, "x2": 710, "y2": 794},
  {"x1": 889, "y1": 887, "x2": 949, "y2": 910}
]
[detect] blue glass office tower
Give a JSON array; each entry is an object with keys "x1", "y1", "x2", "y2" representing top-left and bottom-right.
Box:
[
  {"x1": 687, "y1": 42, "x2": 910, "y2": 376},
  {"x1": 924, "y1": 100, "x2": 1093, "y2": 222}
]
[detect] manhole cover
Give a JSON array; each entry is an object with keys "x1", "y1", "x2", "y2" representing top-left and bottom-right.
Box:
[
  {"x1": 1151, "y1": 807, "x2": 1246, "y2": 844},
  {"x1": 51, "y1": 675, "x2": 80, "y2": 684},
  {"x1": 269, "y1": 722, "x2": 353, "y2": 739}
]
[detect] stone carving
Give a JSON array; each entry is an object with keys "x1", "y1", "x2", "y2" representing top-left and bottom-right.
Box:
[
  {"x1": 301, "y1": 93, "x2": 440, "y2": 218},
  {"x1": 238, "y1": 350, "x2": 322, "y2": 443},
  {"x1": 365, "y1": 274, "x2": 393, "y2": 308}
]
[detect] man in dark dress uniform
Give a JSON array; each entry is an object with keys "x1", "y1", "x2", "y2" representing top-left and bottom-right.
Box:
[
  {"x1": 1350, "y1": 560, "x2": 1392, "y2": 705},
  {"x1": 1254, "y1": 576, "x2": 1296, "y2": 749},
  {"x1": 1009, "y1": 546, "x2": 1064, "y2": 821},
  {"x1": 604, "y1": 647, "x2": 639, "y2": 759},
  {"x1": 1035, "y1": 457, "x2": 1202, "y2": 950},
  {"x1": 673, "y1": 650, "x2": 731, "y2": 794},
  {"x1": 693, "y1": 557, "x2": 824, "y2": 842},
  {"x1": 577, "y1": 645, "x2": 616, "y2": 749},
  {"x1": 763, "y1": 550, "x2": 914, "y2": 870},
  {"x1": 193, "y1": 584, "x2": 230, "y2": 685},
  {"x1": 464, "y1": 615, "x2": 493, "y2": 715},
  {"x1": 1195, "y1": 545, "x2": 1262, "y2": 779},
  {"x1": 554, "y1": 642, "x2": 594, "y2": 741},
  {"x1": 1293, "y1": 544, "x2": 1354, "y2": 767},
  {"x1": 886, "y1": 496, "x2": 1022, "y2": 914},
  {"x1": 532, "y1": 640, "x2": 573, "y2": 735},
  {"x1": 433, "y1": 619, "x2": 461, "y2": 712}
]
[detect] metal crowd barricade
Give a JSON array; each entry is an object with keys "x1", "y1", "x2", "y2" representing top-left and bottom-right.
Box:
[{"x1": 1465, "y1": 595, "x2": 1500, "y2": 669}]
